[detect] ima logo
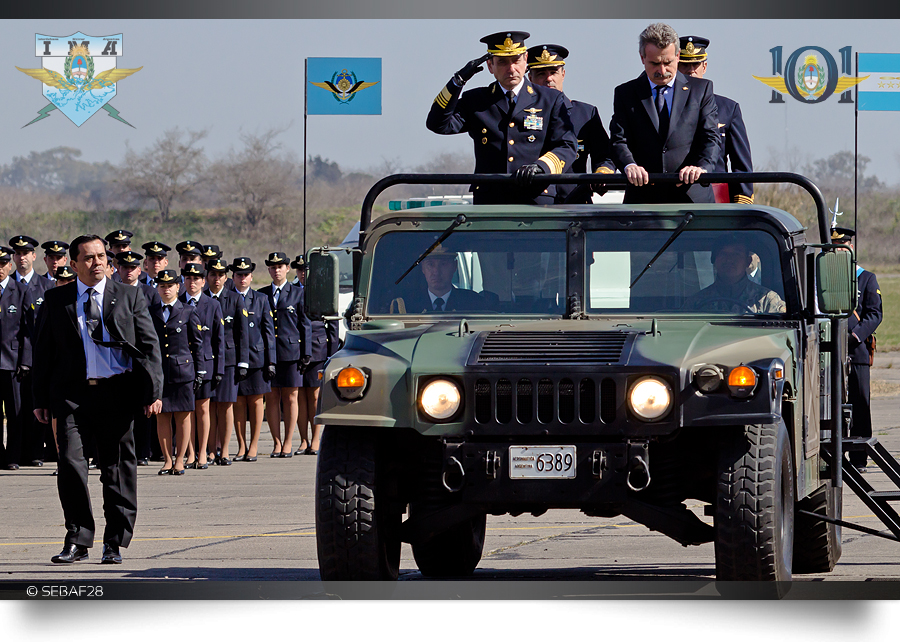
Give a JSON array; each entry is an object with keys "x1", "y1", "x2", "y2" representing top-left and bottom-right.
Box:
[
  {"x1": 754, "y1": 45, "x2": 868, "y2": 104},
  {"x1": 16, "y1": 32, "x2": 141, "y2": 127}
]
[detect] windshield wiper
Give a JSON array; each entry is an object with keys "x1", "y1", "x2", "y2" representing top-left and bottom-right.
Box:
[
  {"x1": 395, "y1": 214, "x2": 467, "y2": 285},
  {"x1": 630, "y1": 213, "x2": 693, "y2": 289}
]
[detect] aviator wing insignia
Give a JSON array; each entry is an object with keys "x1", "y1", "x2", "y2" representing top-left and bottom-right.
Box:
[
  {"x1": 310, "y1": 81, "x2": 342, "y2": 95},
  {"x1": 83, "y1": 66, "x2": 143, "y2": 91},
  {"x1": 752, "y1": 75, "x2": 789, "y2": 94},
  {"x1": 16, "y1": 66, "x2": 77, "y2": 91},
  {"x1": 347, "y1": 80, "x2": 379, "y2": 95},
  {"x1": 834, "y1": 75, "x2": 870, "y2": 93}
]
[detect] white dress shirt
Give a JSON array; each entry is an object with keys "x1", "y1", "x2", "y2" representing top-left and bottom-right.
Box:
[{"x1": 76, "y1": 277, "x2": 131, "y2": 379}]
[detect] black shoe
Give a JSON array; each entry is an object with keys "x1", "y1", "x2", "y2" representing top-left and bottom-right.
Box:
[
  {"x1": 279, "y1": 451, "x2": 293, "y2": 458},
  {"x1": 197, "y1": 462, "x2": 209, "y2": 470},
  {"x1": 51, "y1": 543, "x2": 89, "y2": 564},
  {"x1": 158, "y1": 467, "x2": 173, "y2": 475},
  {"x1": 857, "y1": 466, "x2": 867, "y2": 474},
  {"x1": 234, "y1": 452, "x2": 246, "y2": 462},
  {"x1": 217, "y1": 457, "x2": 232, "y2": 466},
  {"x1": 172, "y1": 468, "x2": 185, "y2": 475},
  {"x1": 305, "y1": 448, "x2": 318, "y2": 456},
  {"x1": 30, "y1": 460, "x2": 44, "y2": 467},
  {"x1": 101, "y1": 543, "x2": 122, "y2": 564},
  {"x1": 7, "y1": 463, "x2": 19, "y2": 470},
  {"x1": 294, "y1": 447, "x2": 306, "y2": 456},
  {"x1": 52, "y1": 470, "x2": 58, "y2": 476},
  {"x1": 88, "y1": 459, "x2": 98, "y2": 470},
  {"x1": 137, "y1": 458, "x2": 150, "y2": 466},
  {"x1": 244, "y1": 455, "x2": 257, "y2": 462}
]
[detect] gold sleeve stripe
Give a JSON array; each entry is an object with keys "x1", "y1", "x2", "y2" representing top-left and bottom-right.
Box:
[
  {"x1": 539, "y1": 152, "x2": 564, "y2": 174},
  {"x1": 434, "y1": 86, "x2": 453, "y2": 108},
  {"x1": 594, "y1": 167, "x2": 614, "y2": 174},
  {"x1": 734, "y1": 194, "x2": 754, "y2": 204}
]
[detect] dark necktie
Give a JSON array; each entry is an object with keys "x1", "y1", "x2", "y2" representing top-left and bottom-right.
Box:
[
  {"x1": 189, "y1": 297, "x2": 197, "y2": 306},
  {"x1": 506, "y1": 89, "x2": 516, "y2": 114},
  {"x1": 655, "y1": 85, "x2": 670, "y2": 140},
  {"x1": 433, "y1": 297, "x2": 444, "y2": 312},
  {"x1": 83, "y1": 288, "x2": 104, "y2": 342}
]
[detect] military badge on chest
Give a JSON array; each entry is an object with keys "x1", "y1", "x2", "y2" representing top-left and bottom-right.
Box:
[{"x1": 523, "y1": 107, "x2": 543, "y2": 131}]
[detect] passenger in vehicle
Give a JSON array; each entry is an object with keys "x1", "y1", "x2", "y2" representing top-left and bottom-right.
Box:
[
  {"x1": 685, "y1": 239, "x2": 785, "y2": 313},
  {"x1": 389, "y1": 246, "x2": 488, "y2": 314}
]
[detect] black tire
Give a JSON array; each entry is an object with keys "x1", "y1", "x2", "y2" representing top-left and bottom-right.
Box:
[
  {"x1": 714, "y1": 423, "x2": 794, "y2": 582},
  {"x1": 793, "y1": 480, "x2": 842, "y2": 574},
  {"x1": 315, "y1": 426, "x2": 401, "y2": 580},
  {"x1": 412, "y1": 511, "x2": 487, "y2": 577}
]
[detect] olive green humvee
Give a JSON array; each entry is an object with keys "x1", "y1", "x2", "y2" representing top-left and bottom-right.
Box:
[{"x1": 307, "y1": 173, "x2": 856, "y2": 582}]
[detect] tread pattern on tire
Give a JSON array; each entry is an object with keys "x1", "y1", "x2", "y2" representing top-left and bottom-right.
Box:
[
  {"x1": 316, "y1": 426, "x2": 398, "y2": 580},
  {"x1": 715, "y1": 424, "x2": 793, "y2": 582}
]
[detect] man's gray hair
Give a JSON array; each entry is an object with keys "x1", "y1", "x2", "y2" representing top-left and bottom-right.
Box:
[{"x1": 639, "y1": 22, "x2": 679, "y2": 57}]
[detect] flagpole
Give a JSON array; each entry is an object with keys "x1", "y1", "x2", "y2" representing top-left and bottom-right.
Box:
[
  {"x1": 854, "y1": 51, "x2": 859, "y2": 251},
  {"x1": 303, "y1": 58, "x2": 308, "y2": 257}
]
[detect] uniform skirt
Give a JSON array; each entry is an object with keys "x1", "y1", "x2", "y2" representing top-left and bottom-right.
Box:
[
  {"x1": 161, "y1": 381, "x2": 195, "y2": 413},
  {"x1": 273, "y1": 360, "x2": 303, "y2": 388},
  {"x1": 301, "y1": 360, "x2": 326, "y2": 388},
  {"x1": 196, "y1": 378, "x2": 216, "y2": 401},
  {"x1": 213, "y1": 365, "x2": 239, "y2": 404},
  {"x1": 238, "y1": 367, "x2": 270, "y2": 397}
]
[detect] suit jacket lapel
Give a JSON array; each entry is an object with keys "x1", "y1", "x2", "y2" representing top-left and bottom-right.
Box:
[
  {"x1": 513, "y1": 80, "x2": 535, "y2": 119},
  {"x1": 63, "y1": 281, "x2": 79, "y2": 338},
  {"x1": 102, "y1": 280, "x2": 119, "y2": 335},
  {"x1": 638, "y1": 73, "x2": 660, "y2": 133},
  {"x1": 668, "y1": 72, "x2": 689, "y2": 142}
]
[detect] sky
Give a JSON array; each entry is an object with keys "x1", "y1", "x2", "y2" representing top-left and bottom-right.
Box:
[{"x1": 4, "y1": 19, "x2": 900, "y2": 186}]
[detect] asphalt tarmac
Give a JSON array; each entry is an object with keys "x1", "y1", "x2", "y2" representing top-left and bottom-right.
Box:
[{"x1": 2, "y1": 353, "x2": 900, "y2": 589}]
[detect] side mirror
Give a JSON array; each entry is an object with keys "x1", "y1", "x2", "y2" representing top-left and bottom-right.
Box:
[
  {"x1": 816, "y1": 248, "x2": 856, "y2": 316},
  {"x1": 305, "y1": 250, "x2": 340, "y2": 318}
]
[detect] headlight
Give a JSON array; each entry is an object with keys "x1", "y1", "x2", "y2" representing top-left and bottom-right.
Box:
[
  {"x1": 629, "y1": 377, "x2": 672, "y2": 421},
  {"x1": 419, "y1": 379, "x2": 461, "y2": 421},
  {"x1": 335, "y1": 366, "x2": 367, "y2": 400}
]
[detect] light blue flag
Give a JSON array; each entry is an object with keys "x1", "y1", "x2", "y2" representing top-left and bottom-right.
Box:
[
  {"x1": 307, "y1": 58, "x2": 381, "y2": 115},
  {"x1": 858, "y1": 53, "x2": 900, "y2": 111}
]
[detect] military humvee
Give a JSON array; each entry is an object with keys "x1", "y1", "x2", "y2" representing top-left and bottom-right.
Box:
[{"x1": 307, "y1": 172, "x2": 859, "y2": 582}]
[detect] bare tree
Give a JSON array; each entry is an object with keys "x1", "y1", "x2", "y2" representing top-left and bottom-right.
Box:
[
  {"x1": 212, "y1": 127, "x2": 297, "y2": 227},
  {"x1": 116, "y1": 128, "x2": 208, "y2": 222}
]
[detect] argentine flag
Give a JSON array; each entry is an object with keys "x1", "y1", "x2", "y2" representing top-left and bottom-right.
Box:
[{"x1": 858, "y1": 53, "x2": 900, "y2": 111}]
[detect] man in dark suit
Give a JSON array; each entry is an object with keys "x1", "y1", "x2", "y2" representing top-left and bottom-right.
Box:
[
  {"x1": 32, "y1": 235, "x2": 163, "y2": 564},
  {"x1": 426, "y1": 30, "x2": 577, "y2": 204},
  {"x1": 526, "y1": 44, "x2": 616, "y2": 204},
  {"x1": 389, "y1": 246, "x2": 488, "y2": 314},
  {"x1": 0, "y1": 246, "x2": 34, "y2": 471},
  {"x1": 609, "y1": 23, "x2": 720, "y2": 204},
  {"x1": 677, "y1": 36, "x2": 754, "y2": 204},
  {"x1": 833, "y1": 227, "x2": 882, "y2": 471}
]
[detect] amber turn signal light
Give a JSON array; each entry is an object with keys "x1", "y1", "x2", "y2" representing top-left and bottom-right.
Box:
[
  {"x1": 336, "y1": 366, "x2": 367, "y2": 400},
  {"x1": 727, "y1": 365, "x2": 757, "y2": 398}
]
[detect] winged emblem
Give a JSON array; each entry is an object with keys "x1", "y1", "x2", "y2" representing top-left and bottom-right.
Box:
[
  {"x1": 753, "y1": 74, "x2": 868, "y2": 96},
  {"x1": 310, "y1": 78, "x2": 379, "y2": 100},
  {"x1": 16, "y1": 65, "x2": 142, "y2": 92}
]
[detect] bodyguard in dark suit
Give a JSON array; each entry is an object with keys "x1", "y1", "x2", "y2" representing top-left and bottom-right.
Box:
[
  {"x1": 526, "y1": 44, "x2": 616, "y2": 204},
  {"x1": 426, "y1": 31, "x2": 577, "y2": 204},
  {"x1": 231, "y1": 258, "x2": 275, "y2": 461},
  {"x1": 259, "y1": 252, "x2": 312, "y2": 457},
  {"x1": 205, "y1": 258, "x2": 249, "y2": 464},
  {"x1": 833, "y1": 227, "x2": 882, "y2": 470},
  {"x1": 0, "y1": 247, "x2": 34, "y2": 470},
  {"x1": 677, "y1": 36, "x2": 753, "y2": 204},
  {"x1": 609, "y1": 23, "x2": 719, "y2": 204},
  {"x1": 388, "y1": 246, "x2": 489, "y2": 314},
  {"x1": 32, "y1": 235, "x2": 163, "y2": 564}
]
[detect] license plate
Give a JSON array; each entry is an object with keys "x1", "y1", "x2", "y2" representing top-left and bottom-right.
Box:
[{"x1": 509, "y1": 446, "x2": 576, "y2": 479}]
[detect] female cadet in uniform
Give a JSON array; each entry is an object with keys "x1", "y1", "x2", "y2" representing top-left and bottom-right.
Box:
[
  {"x1": 259, "y1": 252, "x2": 311, "y2": 458},
  {"x1": 231, "y1": 257, "x2": 275, "y2": 462},
  {"x1": 152, "y1": 269, "x2": 202, "y2": 475}
]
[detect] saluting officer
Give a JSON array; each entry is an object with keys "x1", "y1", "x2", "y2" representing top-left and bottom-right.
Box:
[
  {"x1": 116, "y1": 250, "x2": 160, "y2": 465},
  {"x1": 150, "y1": 269, "x2": 203, "y2": 475},
  {"x1": 41, "y1": 240, "x2": 70, "y2": 284},
  {"x1": 231, "y1": 257, "x2": 275, "y2": 462},
  {"x1": 260, "y1": 252, "x2": 312, "y2": 458},
  {"x1": 180, "y1": 262, "x2": 225, "y2": 469},
  {"x1": 526, "y1": 44, "x2": 615, "y2": 204},
  {"x1": 677, "y1": 36, "x2": 753, "y2": 204},
  {"x1": 427, "y1": 30, "x2": 577, "y2": 204},
  {"x1": 833, "y1": 226, "x2": 882, "y2": 472},
  {"x1": 140, "y1": 241, "x2": 172, "y2": 286},
  {"x1": 0, "y1": 246, "x2": 34, "y2": 471},
  {"x1": 205, "y1": 258, "x2": 249, "y2": 465}
]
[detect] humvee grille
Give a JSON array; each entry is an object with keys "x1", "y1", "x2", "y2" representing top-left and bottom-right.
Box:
[
  {"x1": 475, "y1": 331, "x2": 629, "y2": 364},
  {"x1": 474, "y1": 376, "x2": 617, "y2": 426}
]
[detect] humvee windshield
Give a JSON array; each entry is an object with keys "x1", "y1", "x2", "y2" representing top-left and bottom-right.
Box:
[{"x1": 366, "y1": 228, "x2": 785, "y2": 316}]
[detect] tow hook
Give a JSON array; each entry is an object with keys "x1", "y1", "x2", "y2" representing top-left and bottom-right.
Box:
[
  {"x1": 626, "y1": 442, "x2": 651, "y2": 491},
  {"x1": 442, "y1": 456, "x2": 466, "y2": 492},
  {"x1": 485, "y1": 450, "x2": 501, "y2": 479}
]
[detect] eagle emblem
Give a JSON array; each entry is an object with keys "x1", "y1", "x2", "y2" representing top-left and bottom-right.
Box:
[{"x1": 310, "y1": 69, "x2": 379, "y2": 104}]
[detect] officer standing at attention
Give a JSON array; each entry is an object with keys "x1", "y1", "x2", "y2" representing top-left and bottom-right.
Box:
[
  {"x1": 526, "y1": 44, "x2": 616, "y2": 204},
  {"x1": 0, "y1": 246, "x2": 33, "y2": 471},
  {"x1": 427, "y1": 30, "x2": 577, "y2": 204},
  {"x1": 677, "y1": 36, "x2": 754, "y2": 204},
  {"x1": 40, "y1": 241, "x2": 70, "y2": 284},
  {"x1": 833, "y1": 226, "x2": 882, "y2": 472},
  {"x1": 140, "y1": 241, "x2": 172, "y2": 287}
]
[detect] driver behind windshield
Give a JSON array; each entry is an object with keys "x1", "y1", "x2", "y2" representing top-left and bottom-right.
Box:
[
  {"x1": 389, "y1": 245, "x2": 486, "y2": 314},
  {"x1": 686, "y1": 238, "x2": 786, "y2": 313}
]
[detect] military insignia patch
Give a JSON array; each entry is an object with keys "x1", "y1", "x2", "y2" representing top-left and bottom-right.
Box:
[
  {"x1": 523, "y1": 114, "x2": 543, "y2": 130},
  {"x1": 249, "y1": 322, "x2": 255, "y2": 328},
  {"x1": 16, "y1": 32, "x2": 141, "y2": 127},
  {"x1": 8, "y1": 305, "x2": 17, "y2": 314},
  {"x1": 242, "y1": 309, "x2": 249, "y2": 317}
]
